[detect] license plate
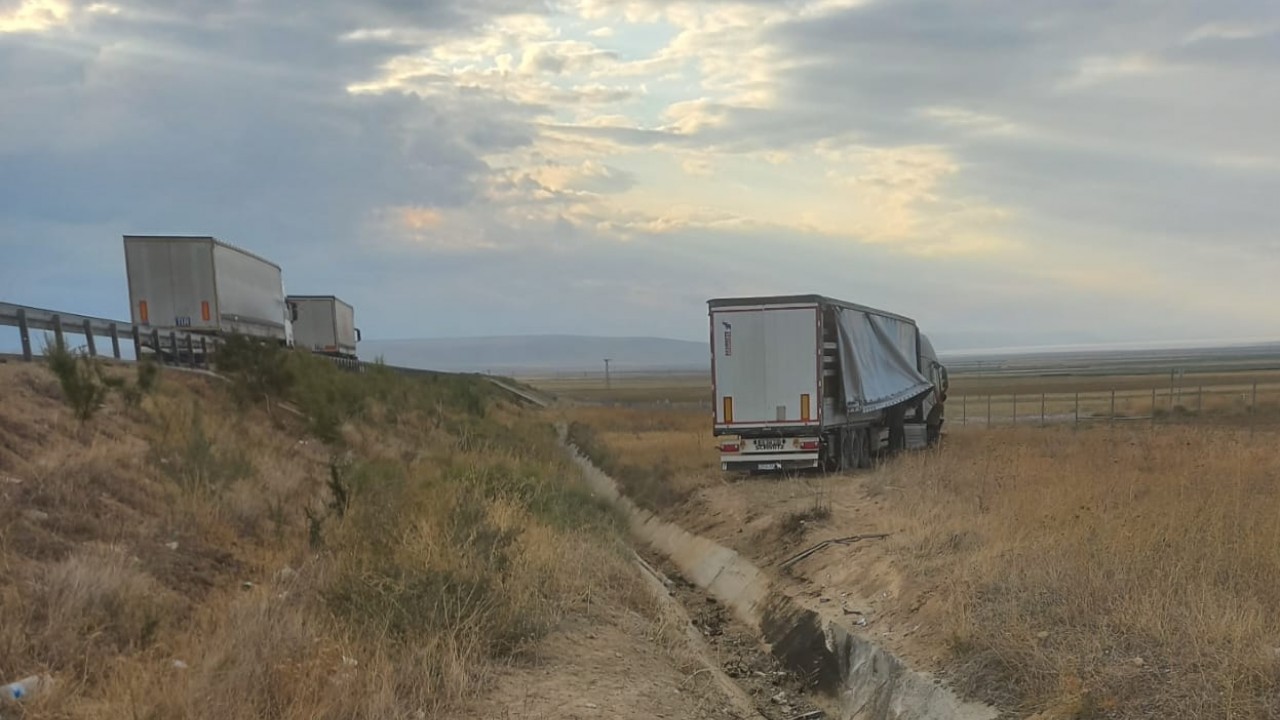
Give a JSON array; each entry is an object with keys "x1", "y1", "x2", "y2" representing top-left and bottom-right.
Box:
[
  {"x1": 754, "y1": 439, "x2": 785, "y2": 451},
  {"x1": 757, "y1": 462, "x2": 781, "y2": 471}
]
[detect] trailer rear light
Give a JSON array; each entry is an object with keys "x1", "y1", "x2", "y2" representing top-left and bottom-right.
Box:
[
  {"x1": 720, "y1": 443, "x2": 741, "y2": 453},
  {"x1": 723, "y1": 396, "x2": 734, "y2": 424},
  {"x1": 139, "y1": 301, "x2": 149, "y2": 324},
  {"x1": 800, "y1": 440, "x2": 820, "y2": 450},
  {"x1": 801, "y1": 394, "x2": 811, "y2": 422},
  {"x1": 201, "y1": 301, "x2": 211, "y2": 322}
]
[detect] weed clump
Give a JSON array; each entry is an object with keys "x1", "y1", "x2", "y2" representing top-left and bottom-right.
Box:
[{"x1": 43, "y1": 339, "x2": 110, "y2": 422}]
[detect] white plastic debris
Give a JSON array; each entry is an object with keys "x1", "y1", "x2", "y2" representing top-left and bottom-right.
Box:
[
  {"x1": 2, "y1": 674, "x2": 53, "y2": 701},
  {"x1": 172, "y1": 660, "x2": 189, "y2": 670},
  {"x1": 165, "y1": 541, "x2": 179, "y2": 551}
]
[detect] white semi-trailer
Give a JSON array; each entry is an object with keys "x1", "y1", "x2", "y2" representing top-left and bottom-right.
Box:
[
  {"x1": 286, "y1": 295, "x2": 360, "y2": 359},
  {"x1": 709, "y1": 295, "x2": 948, "y2": 473},
  {"x1": 123, "y1": 235, "x2": 293, "y2": 348}
]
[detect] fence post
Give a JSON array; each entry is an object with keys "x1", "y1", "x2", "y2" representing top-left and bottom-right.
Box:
[
  {"x1": 83, "y1": 320, "x2": 97, "y2": 357},
  {"x1": 16, "y1": 308, "x2": 32, "y2": 361},
  {"x1": 1041, "y1": 393, "x2": 1046, "y2": 426},
  {"x1": 109, "y1": 325, "x2": 121, "y2": 359},
  {"x1": 1109, "y1": 390, "x2": 1115, "y2": 426},
  {"x1": 1151, "y1": 388, "x2": 1157, "y2": 426},
  {"x1": 987, "y1": 395, "x2": 992, "y2": 428},
  {"x1": 1251, "y1": 382, "x2": 1258, "y2": 435},
  {"x1": 1074, "y1": 392, "x2": 1079, "y2": 427},
  {"x1": 1012, "y1": 394, "x2": 1018, "y2": 426},
  {"x1": 962, "y1": 395, "x2": 967, "y2": 426},
  {"x1": 52, "y1": 315, "x2": 65, "y2": 351}
]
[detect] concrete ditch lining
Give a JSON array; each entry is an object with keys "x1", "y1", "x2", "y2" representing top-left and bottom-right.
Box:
[{"x1": 563, "y1": 435, "x2": 997, "y2": 720}]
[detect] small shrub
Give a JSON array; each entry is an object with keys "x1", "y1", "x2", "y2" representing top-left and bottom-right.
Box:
[
  {"x1": 136, "y1": 359, "x2": 161, "y2": 393},
  {"x1": 156, "y1": 404, "x2": 253, "y2": 494},
  {"x1": 214, "y1": 333, "x2": 295, "y2": 405},
  {"x1": 779, "y1": 503, "x2": 832, "y2": 537},
  {"x1": 43, "y1": 337, "x2": 110, "y2": 422}
]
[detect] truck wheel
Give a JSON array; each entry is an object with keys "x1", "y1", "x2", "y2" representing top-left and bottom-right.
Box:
[{"x1": 854, "y1": 429, "x2": 873, "y2": 470}]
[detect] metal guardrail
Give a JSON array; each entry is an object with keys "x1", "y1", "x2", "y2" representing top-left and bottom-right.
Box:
[
  {"x1": 0, "y1": 301, "x2": 222, "y2": 368},
  {"x1": 0, "y1": 301, "x2": 539, "y2": 403}
]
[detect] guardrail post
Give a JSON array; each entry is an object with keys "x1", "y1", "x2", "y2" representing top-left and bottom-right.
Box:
[
  {"x1": 200, "y1": 338, "x2": 209, "y2": 369},
  {"x1": 185, "y1": 335, "x2": 196, "y2": 368},
  {"x1": 109, "y1": 325, "x2": 121, "y2": 359},
  {"x1": 1040, "y1": 393, "x2": 1046, "y2": 426},
  {"x1": 16, "y1": 308, "x2": 32, "y2": 361},
  {"x1": 169, "y1": 332, "x2": 178, "y2": 365},
  {"x1": 132, "y1": 326, "x2": 143, "y2": 361},
  {"x1": 83, "y1": 320, "x2": 97, "y2": 357},
  {"x1": 52, "y1": 314, "x2": 65, "y2": 351},
  {"x1": 151, "y1": 329, "x2": 160, "y2": 361},
  {"x1": 961, "y1": 395, "x2": 966, "y2": 426}
]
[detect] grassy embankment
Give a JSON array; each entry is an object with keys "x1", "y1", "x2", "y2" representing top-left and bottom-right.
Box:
[{"x1": 0, "y1": 342, "x2": 646, "y2": 718}]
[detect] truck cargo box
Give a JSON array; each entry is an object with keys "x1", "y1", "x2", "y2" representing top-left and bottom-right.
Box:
[
  {"x1": 123, "y1": 235, "x2": 291, "y2": 344},
  {"x1": 287, "y1": 295, "x2": 359, "y2": 358}
]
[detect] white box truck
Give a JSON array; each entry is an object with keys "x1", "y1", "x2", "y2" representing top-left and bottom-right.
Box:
[
  {"x1": 286, "y1": 295, "x2": 360, "y2": 359},
  {"x1": 709, "y1": 295, "x2": 948, "y2": 473},
  {"x1": 123, "y1": 235, "x2": 293, "y2": 348}
]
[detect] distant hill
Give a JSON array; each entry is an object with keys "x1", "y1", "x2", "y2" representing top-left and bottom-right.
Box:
[{"x1": 359, "y1": 335, "x2": 708, "y2": 374}]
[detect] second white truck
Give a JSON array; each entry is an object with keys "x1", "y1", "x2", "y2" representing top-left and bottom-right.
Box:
[
  {"x1": 287, "y1": 295, "x2": 360, "y2": 360},
  {"x1": 710, "y1": 294, "x2": 948, "y2": 473}
]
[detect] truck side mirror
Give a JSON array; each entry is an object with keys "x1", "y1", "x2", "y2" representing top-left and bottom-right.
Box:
[
  {"x1": 355, "y1": 328, "x2": 362, "y2": 342},
  {"x1": 289, "y1": 303, "x2": 299, "y2": 322}
]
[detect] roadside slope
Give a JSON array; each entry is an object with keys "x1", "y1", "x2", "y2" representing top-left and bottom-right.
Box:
[{"x1": 0, "y1": 355, "x2": 748, "y2": 718}]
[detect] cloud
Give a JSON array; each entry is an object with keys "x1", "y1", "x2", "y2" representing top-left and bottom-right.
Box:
[{"x1": 2, "y1": 0, "x2": 1278, "y2": 351}]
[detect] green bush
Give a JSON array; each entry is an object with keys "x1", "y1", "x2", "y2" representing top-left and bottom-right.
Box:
[
  {"x1": 136, "y1": 359, "x2": 161, "y2": 393},
  {"x1": 43, "y1": 338, "x2": 110, "y2": 423},
  {"x1": 214, "y1": 333, "x2": 295, "y2": 405},
  {"x1": 154, "y1": 405, "x2": 253, "y2": 494}
]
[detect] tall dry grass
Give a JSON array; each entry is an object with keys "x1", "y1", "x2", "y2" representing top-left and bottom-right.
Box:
[
  {"x1": 562, "y1": 406, "x2": 717, "y2": 512},
  {"x1": 0, "y1": 355, "x2": 647, "y2": 719},
  {"x1": 874, "y1": 426, "x2": 1280, "y2": 718}
]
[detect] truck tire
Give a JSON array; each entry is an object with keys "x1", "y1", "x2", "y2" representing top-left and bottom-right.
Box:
[
  {"x1": 854, "y1": 429, "x2": 873, "y2": 470},
  {"x1": 926, "y1": 403, "x2": 945, "y2": 445}
]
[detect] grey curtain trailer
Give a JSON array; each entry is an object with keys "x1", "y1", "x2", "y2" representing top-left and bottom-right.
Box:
[{"x1": 708, "y1": 294, "x2": 949, "y2": 473}]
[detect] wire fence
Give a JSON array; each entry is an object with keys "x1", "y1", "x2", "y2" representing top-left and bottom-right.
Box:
[{"x1": 955, "y1": 382, "x2": 1280, "y2": 430}]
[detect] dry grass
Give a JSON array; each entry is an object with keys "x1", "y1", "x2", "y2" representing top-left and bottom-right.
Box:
[
  {"x1": 0, "y1": 358, "x2": 646, "y2": 718},
  {"x1": 560, "y1": 406, "x2": 718, "y2": 513},
  {"x1": 527, "y1": 374, "x2": 710, "y2": 405},
  {"x1": 872, "y1": 426, "x2": 1280, "y2": 718}
]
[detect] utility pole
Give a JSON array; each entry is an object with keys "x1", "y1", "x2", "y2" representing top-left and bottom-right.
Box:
[{"x1": 603, "y1": 358, "x2": 612, "y2": 389}]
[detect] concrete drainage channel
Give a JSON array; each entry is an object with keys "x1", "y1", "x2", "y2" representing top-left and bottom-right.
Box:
[{"x1": 564, "y1": 436, "x2": 997, "y2": 720}]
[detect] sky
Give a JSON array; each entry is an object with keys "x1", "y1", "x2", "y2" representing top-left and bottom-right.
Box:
[{"x1": 1, "y1": 0, "x2": 1278, "y2": 351}]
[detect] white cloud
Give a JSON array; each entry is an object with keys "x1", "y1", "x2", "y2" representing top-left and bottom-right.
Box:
[
  {"x1": 0, "y1": 0, "x2": 71, "y2": 32},
  {"x1": 1058, "y1": 53, "x2": 1165, "y2": 90}
]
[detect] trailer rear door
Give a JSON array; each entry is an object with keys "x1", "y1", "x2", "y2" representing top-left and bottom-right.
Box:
[{"x1": 711, "y1": 304, "x2": 820, "y2": 431}]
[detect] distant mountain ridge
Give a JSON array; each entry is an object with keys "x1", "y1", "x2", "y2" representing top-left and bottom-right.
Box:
[{"x1": 359, "y1": 335, "x2": 707, "y2": 373}]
